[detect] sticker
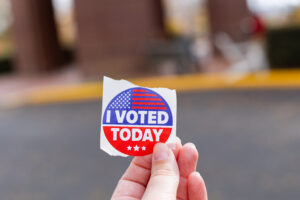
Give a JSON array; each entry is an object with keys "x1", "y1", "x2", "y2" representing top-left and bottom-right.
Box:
[{"x1": 100, "y1": 76, "x2": 177, "y2": 156}]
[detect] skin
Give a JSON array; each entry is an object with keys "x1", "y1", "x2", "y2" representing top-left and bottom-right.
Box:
[{"x1": 111, "y1": 137, "x2": 208, "y2": 200}]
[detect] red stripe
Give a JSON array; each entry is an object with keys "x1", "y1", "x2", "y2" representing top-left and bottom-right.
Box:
[
  {"x1": 132, "y1": 93, "x2": 156, "y2": 96},
  {"x1": 132, "y1": 106, "x2": 167, "y2": 110},
  {"x1": 132, "y1": 98, "x2": 162, "y2": 101},
  {"x1": 133, "y1": 89, "x2": 149, "y2": 92},
  {"x1": 132, "y1": 102, "x2": 165, "y2": 105}
]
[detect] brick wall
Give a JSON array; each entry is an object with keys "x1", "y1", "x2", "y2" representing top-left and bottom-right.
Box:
[{"x1": 74, "y1": 0, "x2": 165, "y2": 77}]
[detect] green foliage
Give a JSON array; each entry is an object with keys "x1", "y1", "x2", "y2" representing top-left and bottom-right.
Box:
[
  {"x1": 267, "y1": 26, "x2": 300, "y2": 69},
  {"x1": 0, "y1": 56, "x2": 12, "y2": 74}
]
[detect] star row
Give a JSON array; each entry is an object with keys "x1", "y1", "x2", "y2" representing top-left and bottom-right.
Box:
[
  {"x1": 110, "y1": 105, "x2": 130, "y2": 109},
  {"x1": 110, "y1": 101, "x2": 130, "y2": 109},
  {"x1": 127, "y1": 145, "x2": 146, "y2": 151},
  {"x1": 111, "y1": 103, "x2": 130, "y2": 106},
  {"x1": 115, "y1": 97, "x2": 130, "y2": 102},
  {"x1": 117, "y1": 94, "x2": 130, "y2": 100}
]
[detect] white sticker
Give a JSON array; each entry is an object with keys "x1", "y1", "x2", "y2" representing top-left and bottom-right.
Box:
[{"x1": 100, "y1": 76, "x2": 177, "y2": 157}]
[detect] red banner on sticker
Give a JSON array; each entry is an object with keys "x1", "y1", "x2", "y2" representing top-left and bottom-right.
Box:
[{"x1": 103, "y1": 126, "x2": 172, "y2": 156}]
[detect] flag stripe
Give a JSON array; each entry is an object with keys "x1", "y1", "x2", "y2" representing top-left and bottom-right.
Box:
[
  {"x1": 133, "y1": 89, "x2": 149, "y2": 92},
  {"x1": 132, "y1": 106, "x2": 167, "y2": 110},
  {"x1": 132, "y1": 98, "x2": 162, "y2": 101},
  {"x1": 132, "y1": 93, "x2": 157, "y2": 97},
  {"x1": 132, "y1": 102, "x2": 165, "y2": 105}
]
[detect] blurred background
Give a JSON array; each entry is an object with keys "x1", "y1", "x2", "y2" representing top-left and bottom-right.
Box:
[{"x1": 1, "y1": 0, "x2": 300, "y2": 199}]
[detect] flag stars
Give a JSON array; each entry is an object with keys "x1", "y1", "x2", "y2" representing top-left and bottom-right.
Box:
[
  {"x1": 127, "y1": 145, "x2": 146, "y2": 151},
  {"x1": 134, "y1": 145, "x2": 140, "y2": 151},
  {"x1": 108, "y1": 91, "x2": 131, "y2": 109}
]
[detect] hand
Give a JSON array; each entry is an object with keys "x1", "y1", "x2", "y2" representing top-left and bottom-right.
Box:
[{"x1": 111, "y1": 138, "x2": 208, "y2": 200}]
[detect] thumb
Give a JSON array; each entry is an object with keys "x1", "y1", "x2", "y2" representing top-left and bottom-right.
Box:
[{"x1": 142, "y1": 143, "x2": 179, "y2": 200}]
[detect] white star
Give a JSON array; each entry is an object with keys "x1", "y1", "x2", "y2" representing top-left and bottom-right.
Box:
[
  {"x1": 127, "y1": 146, "x2": 132, "y2": 151},
  {"x1": 134, "y1": 145, "x2": 140, "y2": 151},
  {"x1": 142, "y1": 146, "x2": 146, "y2": 151}
]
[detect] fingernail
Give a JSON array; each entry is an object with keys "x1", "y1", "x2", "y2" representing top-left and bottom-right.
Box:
[
  {"x1": 167, "y1": 143, "x2": 176, "y2": 150},
  {"x1": 153, "y1": 143, "x2": 169, "y2": 161},
  {"x1": 176, "y1": 137, "x2": 181, "y2": 144},
  {"x1": 195, "y1": 171, "x2": 201, "y2": 177},
  {"x1": 186, "y1": 142, "x2": 197, "y2": 149}
]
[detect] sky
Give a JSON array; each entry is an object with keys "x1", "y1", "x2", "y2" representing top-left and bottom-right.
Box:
[
  {"x1": 247, "y1": 0, "x2": 300, "y2": 14},
  {"x1": 52, "y1": 0, "x2": 74, "y2": 14},
  {"x1": 2, "y1": 0, "x2": 300, "y2": 34},
  {"x1": 51, "y1": 0, "x2": 300, "y2": 15}
]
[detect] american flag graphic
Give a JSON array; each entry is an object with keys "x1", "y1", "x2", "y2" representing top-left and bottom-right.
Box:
[
  {"x1": 102, "y1": 85, "x2": 173, "y2": 156},
  {"x1": 108, "y1": 88, "x2": 167, "y2": 110}
]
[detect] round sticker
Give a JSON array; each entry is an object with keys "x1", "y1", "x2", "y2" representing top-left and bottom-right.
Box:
[{"x1": 102, "y1": 87, "x2": 173, "y2": 156}]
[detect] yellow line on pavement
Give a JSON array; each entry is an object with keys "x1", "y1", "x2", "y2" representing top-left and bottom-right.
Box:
[{"x1": 24, "y1": 70, "x2": 300, "y2": 105}]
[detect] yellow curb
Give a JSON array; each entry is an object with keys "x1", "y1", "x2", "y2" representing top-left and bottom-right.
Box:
[{"x1": 17, "y1": 70, "x2": 300, "y2": 106}]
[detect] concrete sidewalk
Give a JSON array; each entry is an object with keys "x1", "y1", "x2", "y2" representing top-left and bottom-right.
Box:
[
  {"x1": 1, "y1": 69, "x2": 300, "y2": 109},
  {"x1": 0, "y1": 67, "x2": 85, "y2": 108}
]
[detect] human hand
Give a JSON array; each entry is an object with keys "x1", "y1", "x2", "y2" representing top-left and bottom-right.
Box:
[{"x1": 111, "y1": 138, "x2": 208, "y2": 200}]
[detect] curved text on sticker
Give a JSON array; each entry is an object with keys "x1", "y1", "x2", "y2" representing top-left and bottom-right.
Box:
[{"x1": 103, "y1": 87, "x2": 173, "y2": 156}]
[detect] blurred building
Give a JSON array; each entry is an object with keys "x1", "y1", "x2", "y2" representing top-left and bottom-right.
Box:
[
  {"x1": 10, "y1": 0, "x2": 63, "y2": 73},
  {"x1": 8, "y1": 0, "x2": 252, "y2": 77},
  {"x1": 207, "y1": 0, "x2": 251, "y2": 42},
  {"x1": 74, "y1": 0, "x2": 165, "y2": 77}
]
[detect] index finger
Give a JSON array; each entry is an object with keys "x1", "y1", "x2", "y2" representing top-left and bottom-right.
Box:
[{"x1": 112, "y1": 138, "x2": 182, "y2": 200}]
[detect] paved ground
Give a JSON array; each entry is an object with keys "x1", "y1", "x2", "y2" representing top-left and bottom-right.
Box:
[{"x1": 1, "y1": 89, "x2": 300, "y2": 200}]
